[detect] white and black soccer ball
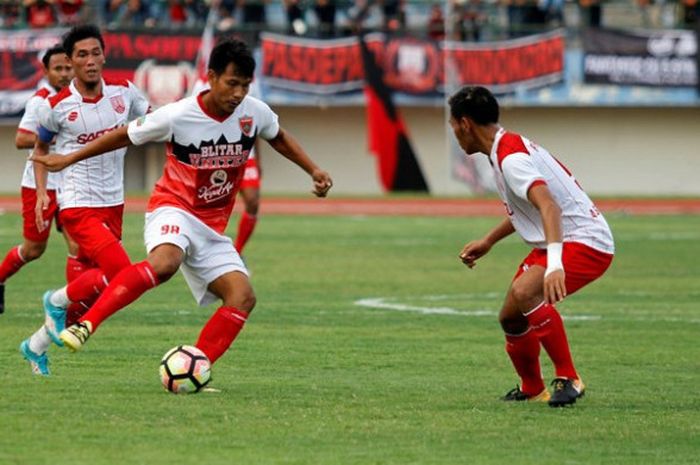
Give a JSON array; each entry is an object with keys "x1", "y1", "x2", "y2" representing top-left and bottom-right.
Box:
[{"x1": 159, "y1": 345, "x2": 211, "y2": 394}]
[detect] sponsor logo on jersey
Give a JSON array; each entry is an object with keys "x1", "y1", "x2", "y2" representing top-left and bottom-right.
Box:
[
  {"x1": 189, "y1": 144, "x2": 249, "y2": 169},
  {"x1": 77, "y1": 124, "x2": 121, "y2": 144},
  {"x1": 239, "y1": 116, "x2": 253, "y2": 136},
  {"x1": 110, "y1": 95, "x2": 126, "y2": 114},
  {"x1": 198, "y1": 169, "x2": 234, "y2": 203},
  {"x1": 68, "y1": 111, "x2": 78, "y2": 122}
]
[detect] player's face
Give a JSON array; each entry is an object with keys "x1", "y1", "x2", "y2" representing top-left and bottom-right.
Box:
[
  {"x1": 208, "y1": 63, "x2": 252, "y2": 114},
  {"x1": 70, "y1": 38, "x2": 105, "y2": 85},
  {"x1": 450, "y1": 116, "x2": 476, "y2": 155},
  {"x1": 45, "y1": 53, "x2": 73, "y2": 90}
]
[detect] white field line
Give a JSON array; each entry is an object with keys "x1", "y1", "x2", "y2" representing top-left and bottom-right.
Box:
[
  {"x1": 354, "y1": 296, "x2": 699, "y2": 324},
  {"x1": 354, "y1": 297, "x2": 600, "y2": 321}
]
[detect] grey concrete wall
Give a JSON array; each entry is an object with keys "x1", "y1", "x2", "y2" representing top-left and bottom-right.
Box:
[{"x1": 1, "y1": 106, "x2": 698, "y2": 196}]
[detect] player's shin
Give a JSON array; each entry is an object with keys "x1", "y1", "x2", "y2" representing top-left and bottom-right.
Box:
[
  {"x1": 0, "y1": 246, "x2": 26, "y2": 283},
  {"x1": 78, "y1": 260, "x2": 159, "y2": 331},
  {"x1": 526, "y1": 303, "x2": 578, "y2": 380},
  {"x1": 195, "y1": 307, "x2": 249, "y2": 364},
  {"x1": 505, "y1": 328, "x2": 545, "y2": 396}
]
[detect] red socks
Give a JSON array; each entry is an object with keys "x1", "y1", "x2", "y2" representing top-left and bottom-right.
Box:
[
  {"x1": 526, "y1": 303, "x2": 578, "y2": 380},
  {"x1": 94, "y1": 241, "x2": 132, "y2": 280},
  {"x1": 66, "y1": 268, "x2": 108, "y2": 303},
  {"x1": 234, "y1": 212, "x2": 257, "y2": 254},
  {"x1": 505, "y1": 329, "x2": 545, "y2": 396},
  {"x1": 0, "y1": 246, "x2": 25, "y2": 283},
  {"x1": 80, "y1": 261, "x2": 159, "y2": 331},
  {"x1": 196, "y1": 307, "x2": 248, "y2": 364},
  {"x1": 65, "y1": 255, "x2": 90, "y2": 283}
]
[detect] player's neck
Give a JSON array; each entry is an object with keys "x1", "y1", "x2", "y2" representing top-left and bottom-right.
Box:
[
  {"x1": 201, "y1": 93, "x2": 233, "y2": 120},
  {"x1": 74, "y1": 78, "x2": 103, "y2": 99},
  {"x1": 476, "y1": 124, "x2": 500, "y2": 154}
]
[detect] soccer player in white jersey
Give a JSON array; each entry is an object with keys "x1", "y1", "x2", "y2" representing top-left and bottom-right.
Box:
[
  {"x1": 449, "y1": 86, "x2": 614, "y2": 407},
  {"x1": 22, "y1": 25, "x2": 150, "y2": 375},
  {"x1": 35, "y1": 39, "x2": 332, "y2": 375},
  {"x1": 0, "y1": 46, "x2": 77, "y2": 323}
]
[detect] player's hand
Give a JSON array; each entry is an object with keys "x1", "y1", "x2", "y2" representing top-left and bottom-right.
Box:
[
  {"x1": 311, "y1": 170, "x2": 332, "y2": 197},
  {"x1": 34, "y1": 192, "x2": 51, "y2": 232},
  {"x1": 30, "y1": 153, "x2": 70, "y2": 172},
  {"x1": 459, "y1": 239, "x2": 491, "y2": 268},
  {"x1": 544, "y1": 269, "x2": 567, "y2": 304}
]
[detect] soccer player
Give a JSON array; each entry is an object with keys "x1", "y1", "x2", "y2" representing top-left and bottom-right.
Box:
[
  {"x1": 22, "y1": 25, "x2": 150, "y2": 375},
  {"x1": 448, "y1": 86, "x2": 614, "y2": 407},
  {"x1": 34, "y1": 39, "x2": 332, "y2": 373},
  {"x1": 0, "y1": 46, "x2": 77, "y2": 317}
]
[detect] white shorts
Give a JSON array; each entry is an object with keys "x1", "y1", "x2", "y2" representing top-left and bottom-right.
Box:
[{"x1": 144, "y1": 207, "x2": 248, "y2": 306}]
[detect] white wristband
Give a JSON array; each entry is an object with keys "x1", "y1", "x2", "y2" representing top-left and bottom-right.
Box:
[{"x1": 545, "y1": 242, "x2": 563, "y2": 276}]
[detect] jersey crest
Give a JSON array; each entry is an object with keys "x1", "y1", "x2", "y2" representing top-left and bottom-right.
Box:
[
  {"x1": 239, "y1": 116, "x2": 253, "y2": 136},
  {"x1": 110, "y1": 95, "x2": 126, "y2": 114}
]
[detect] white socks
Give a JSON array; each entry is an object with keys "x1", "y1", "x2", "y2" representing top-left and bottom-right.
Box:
[{"x1": 28, "y1": 326, "x2": 52, "y2": 355}]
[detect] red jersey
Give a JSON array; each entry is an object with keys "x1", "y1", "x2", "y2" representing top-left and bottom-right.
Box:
[{"x1": 127, "y1": 92, "x2": 279, "y2": 233}]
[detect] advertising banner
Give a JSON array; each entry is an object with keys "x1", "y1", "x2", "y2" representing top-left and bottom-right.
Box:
[
  {"x1": 583, "y1": 28, "x2": 698, "y2": 87},
  {"x1": 260, "y1": 31, "x2": 565, "y2": 98}
]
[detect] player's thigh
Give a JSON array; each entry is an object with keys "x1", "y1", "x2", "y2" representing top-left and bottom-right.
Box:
[
  {"x1": 59, "y1": 207, "x2": 122, "y2": 261},
  {"x1": 510, "y1": 264, "x2": 546, "y2": 313},
  {"x1": 144, "y1": 207, "x2": 192, "y2": 279}
]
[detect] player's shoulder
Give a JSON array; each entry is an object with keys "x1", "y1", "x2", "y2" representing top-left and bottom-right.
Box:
[
  {"x1": 47, "y1": 86, "x2": 73, "y2": 109},
  {"x1": 496, "y1": 130, "x2": 530, "y2": 169},
  {"x1": 33, "y1": 87, "x2": 52, "y2": 99},
  {"x1": 104, "y1": 77, "x2": 131, "y2": 88},
  {"x1": 241, "y1": 95, "x2": 273, "y2": 113}
]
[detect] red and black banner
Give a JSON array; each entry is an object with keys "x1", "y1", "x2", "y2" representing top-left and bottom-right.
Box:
[
  {"x1": 261, "y1": 31, "x2": 565, "y2": 96},
  {"x1": 359, "y1": 35, "x2": 428, "y2": 193}
]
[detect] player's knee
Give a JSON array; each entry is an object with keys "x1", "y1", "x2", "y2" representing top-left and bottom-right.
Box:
[
  {"x1": 22, "y1": 242, "x2": 47, "y2": 261},
  {"x1": 246, "y1": 198, "x2": 260, "y2": 215},
  {"x1": 499, "y1": 314, "x2": 528, "y2": 334},
  {"x1": 227, "y1": 288, "x2": 256, "y2": 313}
]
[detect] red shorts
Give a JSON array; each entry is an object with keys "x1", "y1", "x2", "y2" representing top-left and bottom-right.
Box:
[
  {"x1": 58, "y1": 205, "x2": 124, "y2": 261},
  {"x1": 21, "y1": 187, "x2": 60, "y2": 242},
  {"x1": 513, "y1": 242, "x2": 613, "y2": 296},
  {"x1": 240, "y1": 157, "x2": 260, "y2": 190}
]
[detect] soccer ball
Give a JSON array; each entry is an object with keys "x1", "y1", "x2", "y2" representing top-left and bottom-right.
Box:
[{"x1": 159, "y1": 345, "x2": 211, "y2": 394}]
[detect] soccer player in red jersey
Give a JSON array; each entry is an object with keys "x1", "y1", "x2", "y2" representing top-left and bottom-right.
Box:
[
  {"x1": 0, "y1": 46, "x2": 77, "y2": 320},
  {"x1": 35, "y1": 39, "x2": 332, "y2": 373},
  {"x1": 449, "y1": 87, "x2": 614, "y2": 407},
  {"x1": 23, "y1": 25, "x2": 150, "y2": 375}
]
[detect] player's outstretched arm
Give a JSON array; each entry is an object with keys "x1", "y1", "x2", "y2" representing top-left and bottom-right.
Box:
[
  {"x1": 267, "y1": 127, "x2": 332, "y2": 197},
  {"x1": 460, "y1": 218, "x2": 515, "y2": 268},
  {"x1": 31, "y1": 126, "x2": 133, "y2": 172}
]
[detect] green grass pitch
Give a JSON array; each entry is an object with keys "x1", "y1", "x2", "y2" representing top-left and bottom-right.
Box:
[{"x1": 1, "y1": 212, "x2": 699, "y2": 464}]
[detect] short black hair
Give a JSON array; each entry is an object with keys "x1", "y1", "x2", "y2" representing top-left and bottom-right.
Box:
[
  {"x1": 42, "y1": 45, "x2": 67, "y2": 69},
  {"x1": 448, "y1": 86, "x2": 499, "y2": 125},
  {"x1": 62, "y1": 25, "x2": 105, "y2": 57},
  {"x1": 208, "y1": 38, "x2": 255, "y2": 78}
]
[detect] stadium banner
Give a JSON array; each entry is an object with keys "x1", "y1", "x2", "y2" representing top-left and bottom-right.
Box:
[
  {"x1": 260, "y1": 31, "x2": 565, "y2": 98},
  {"x1": 582, "y1": 28, "x2": 698, "y2": 87},
  {"x1": 0, "y1": 28, "x2": 65, "y2": 116}
]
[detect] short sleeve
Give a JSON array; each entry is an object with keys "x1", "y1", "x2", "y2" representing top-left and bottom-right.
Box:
[
  {"x1": 256, "y1": 101, "x2": 280, "y2": 140},
  {"x1": 127, "y1": 104, "x2": 172, "y2": 145},
  {"x1": 37, "y1": 98, "x2": 60, "y2": 134},
  {"x1": 501, "y1": 153, "x2": 546, "y2": 200},
  {"x1": 127, "y1": 81, "x2": 151, "y2": 120},
  {"x1": 18, "y1": 96, "x2": 42, "y2": 134}
]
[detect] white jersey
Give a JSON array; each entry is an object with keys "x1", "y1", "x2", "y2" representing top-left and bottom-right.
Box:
[
  {"x1": 38, "y1": 78, "x2": 150, "y2": 209},
  {"x1": 127, "y1": 92, "x2": 278, "y2": 233},
  {"x1": 17, "y1": 87, "x2": 60, "y2": 190},
  {"x1": 489, "y1": 128, "x2": 614, "y2": 254}
]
